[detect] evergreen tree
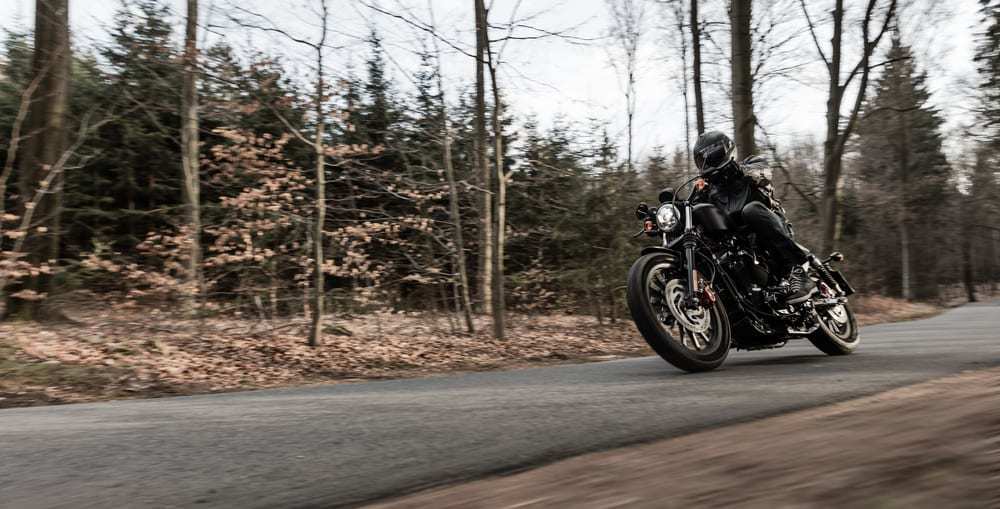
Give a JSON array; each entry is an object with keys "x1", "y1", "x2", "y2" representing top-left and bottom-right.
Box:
[
  {"x1": 362, "y1": 31, "x2": 398, "y2": 148},
  {"x1": 968, "y1": 147, "x2": 999, "y2": 288},
  {"x1": 93, "y1": 0, "x2": 182, "y2": 249},
  {"x1": 643, "y1": 145, "x2": 687, "y2": 192},
  {"x1": 854, "y1": 38, "x2": 953, "y2": 299},
  {"x1": 972, "y1": 0, "x2": 1000, "y2": 294},
  {"x1": 975, "y1": 0, "x2": 1000, "y2": 134},
  {"x1": 0, "y1": 30, "x2": 33, "y2": 140},
  {"x1": 507, "y1": 118, "x2": 585, "y2": 268}
]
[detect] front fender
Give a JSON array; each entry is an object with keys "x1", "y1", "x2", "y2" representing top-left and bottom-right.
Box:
[{"x1": 640, "y1": 246, "x2": 681, "y2": 259}]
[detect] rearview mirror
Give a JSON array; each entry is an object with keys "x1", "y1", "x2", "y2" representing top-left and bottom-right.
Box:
[{"x1": 635, "y1": 202, "x2": 650, "y2": 220}]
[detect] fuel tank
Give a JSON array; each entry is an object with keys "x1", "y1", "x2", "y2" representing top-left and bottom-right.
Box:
[{"x1": 692, "y1": 203, "x2": 732, "y2": 234}]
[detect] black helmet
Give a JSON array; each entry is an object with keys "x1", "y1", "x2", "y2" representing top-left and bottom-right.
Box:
[{"x1": 693, "y1": 131, "x2": 735, "y2": 175}]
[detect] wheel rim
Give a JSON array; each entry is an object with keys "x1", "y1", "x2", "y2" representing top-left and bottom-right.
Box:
[
  {"x1": 645, "y1": 263, "x2": 722, "y2": 353},
  {"x1": 818, "y1": 304, "x2": 855, "y2": 342}
]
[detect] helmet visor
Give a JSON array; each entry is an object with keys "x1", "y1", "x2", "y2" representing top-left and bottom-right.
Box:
[{"x1": 695, "y1": 143, "x2": 728, "y2": 172}]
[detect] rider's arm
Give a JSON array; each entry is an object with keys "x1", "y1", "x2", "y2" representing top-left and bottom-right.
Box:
[
  {"x1": 741, "y1": 155, "x2": 772, "y2": 187},
  {"x1": 741, "y1": 156, "x2": 787, "y2": 214},
  {"x1": 689, "y1": 179, "x2": 710, "y2": 203}
]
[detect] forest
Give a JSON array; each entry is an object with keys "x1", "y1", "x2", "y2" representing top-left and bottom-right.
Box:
[{"x1": 1, "y1": 0, "x2": 998, "y2": 356}]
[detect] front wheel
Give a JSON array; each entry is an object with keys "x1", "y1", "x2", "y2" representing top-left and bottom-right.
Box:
[
  {"x1": 807, "y1": 302, "x2": 860, "y2": 355},
  {"x1": 626, "y1": 253, "x2": 731, "y2": 372}
]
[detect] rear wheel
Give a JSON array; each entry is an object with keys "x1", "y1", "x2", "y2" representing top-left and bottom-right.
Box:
[
  {"x1": 626, "y1": 253, "x2": 731, "y2": 372},
  {"x1": 807, "y1": 302, "x2": 860, "y2": 355}
]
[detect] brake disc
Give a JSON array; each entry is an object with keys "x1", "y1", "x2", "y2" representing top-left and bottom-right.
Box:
[{"x1": 664, "y1": 279, "x2": 711, "y2": 334}]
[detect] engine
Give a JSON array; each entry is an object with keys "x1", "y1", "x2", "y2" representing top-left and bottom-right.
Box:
[{"x1": 723, "y1": 249, "x2": 770, "y2": 299}]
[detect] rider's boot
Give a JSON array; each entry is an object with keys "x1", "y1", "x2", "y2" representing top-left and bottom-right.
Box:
[{"x1": 785, "y1": 265, "x2": 816, "y2": 304}]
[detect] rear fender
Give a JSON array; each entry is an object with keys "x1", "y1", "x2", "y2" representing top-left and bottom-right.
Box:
[{"x1": 829, "y1": 269, "x2": 856, "y2": 296}]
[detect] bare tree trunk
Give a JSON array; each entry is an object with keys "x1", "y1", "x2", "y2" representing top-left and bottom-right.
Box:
[
  {"x1": 608, "y1": 287, "x2": 618, "y2": 324},
  {"x1": 308, "y1": 100, "x2": 326, "y2": 347},
  {"x1": 181, "y1": 0, "x2": 204, "y2": 309},
  {"x1": 673, "y1": 1, "x2": 692, "y2": 174},
  {"x1": 303, "y1": 235, "x2": 312, "y2": 317},
  {"x1": 801, "y1": 0, "x2": 897, "y2": 254},
  {"x1": 820, "y1": 0, "x2": 845, "y2": 255},
  {"x1": 626, "y1": 77, "x2": 635, "y2": 173},
  {"x1": 443, "y1": 119, "x2": 475, "y2": 333},
  {"x1": 606, "y1": 0, "x2": 643, "y2": 173},
  {"x1": 437, "y1": 281, "x2": 456, "y2": 334},
  {"x1": 690, "y1": 0, "x2": 705, "y2": 135},
  {"x1": 477, "y1": 0, "x2": 507, "y2": 340},
  {"x1": 899, "y1": 214, "x2": 912, "y2": 300},
  {"x1": 488, "y1": 69, "x2": 506, "y2": 340},
  {"x1": 730, "y1": 0, "x2": 755, "y2": 158},
  {"x1": 474, "y1": 0, "x2": 492, "y2": 314},
  {"x1": 308, "y1": 1, "x2": 330, "y2": 347},
  {"x1": 593, "y1": 290, "x2": 604, "y2": 325},
  {"x1": 269, "y1": 274, "x2": 279, "y2": 318},
  {"x1": 990, "y1": 230, "x2": 998, "y2": 294},
  {"x1": 429, "y1": 1, "x2": 474, "y2": 333},
  {"x1": 962, "y1": 233, "x2": 977, "y2": 303},
  {"x1": 898, "y1": 107, "x2": 913, "y2": 300},
  {"x1": 4, "y1": 0, "x2": 70, "y2": 321}
]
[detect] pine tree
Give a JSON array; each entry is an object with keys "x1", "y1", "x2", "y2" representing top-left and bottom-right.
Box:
[
  {"x1": 972, "y1": 1, "x2": 1000, "y2": 294},
  {"x1": 0, "y1": 30, "x2": 33, "y2": 133},
  {"x1": 975, "y1": 0, "x2": 1000, "y2": 134},
  {"x1": 96, "y1": 0, "x2": 182, "y2": 249},
  {"x1": 362, "y1": 31, "x2": 397, "y2": 149},
  {"x1": 855, "y1": 38, "x2": 952, "y2": 299},
  {"x1": 968, "y1": 148, "x2": 999, "y2": 294}
]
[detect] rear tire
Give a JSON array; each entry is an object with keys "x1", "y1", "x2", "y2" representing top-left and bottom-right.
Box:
[
  {"x1": 808, "y1": 302, "x2": 860, "y2": 355},
  {"x1": 626, "y1": 253, "x2": 730, "y2": 372}
]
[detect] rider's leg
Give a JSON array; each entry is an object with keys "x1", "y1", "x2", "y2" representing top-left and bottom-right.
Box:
[
  {"x1": 740, "y1": 202, "x2": 805, "y2": 267},
  {"x1": 741, "y1": 201, "x2": 815, "y2": 302}
]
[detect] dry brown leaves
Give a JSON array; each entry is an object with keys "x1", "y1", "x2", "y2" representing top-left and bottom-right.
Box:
[
  {"x1": 0, "y1": 308, "x2": 645, "y2": 405},
  {"x1": 852, "y1": 294, "x2": 941, "y2": 326},
  {"x1": 0, "y1": 294, "x2": 941, "y2": 407}
]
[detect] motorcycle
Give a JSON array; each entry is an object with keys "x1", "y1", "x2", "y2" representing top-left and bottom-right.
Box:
[{"x1": 626, "y1": 171, "x2": 859, "y2": 372}]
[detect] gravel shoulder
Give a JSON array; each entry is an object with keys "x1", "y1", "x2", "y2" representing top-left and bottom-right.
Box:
[{"x1": 369, "y1": 367, "x2": 1000, "y2": 509}]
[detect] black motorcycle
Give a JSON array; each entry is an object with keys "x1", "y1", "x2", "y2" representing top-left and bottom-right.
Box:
[{"x1": 626, "y1": 173, "x2": 859, "y2": 372}]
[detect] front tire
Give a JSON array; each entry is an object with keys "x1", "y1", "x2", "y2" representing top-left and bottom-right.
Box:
[
  {"x1": 808, "y1": 302, "x2": 860, "y2": 355},
  {"x1": 626, "y1": 253, "x2": 731, "y2": 372}
]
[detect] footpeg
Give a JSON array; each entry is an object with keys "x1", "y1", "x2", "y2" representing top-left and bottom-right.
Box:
[{"x1": 824, "y1": 251, "x2": 845, "y2": 264}]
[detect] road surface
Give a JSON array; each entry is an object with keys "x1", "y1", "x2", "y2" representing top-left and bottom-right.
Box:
[{"x1": 2, "y1": 301, "x2": 999, "y2": 508}]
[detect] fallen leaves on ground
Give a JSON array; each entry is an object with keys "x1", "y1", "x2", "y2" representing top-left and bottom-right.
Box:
[
  {"x1": 851, "y1": 294, "x2": 941, "y2": 326},
  {"x1": 0, "y1": 294, "x2": 945, "y2": 407},
  {"x1": 0, "y1": 309, "x2": 645, "y2": 407}
]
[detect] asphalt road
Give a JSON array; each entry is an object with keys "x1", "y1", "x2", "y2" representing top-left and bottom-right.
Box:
[{"x1": 2, "y1": 301, "x2": 999, "y2": 509}]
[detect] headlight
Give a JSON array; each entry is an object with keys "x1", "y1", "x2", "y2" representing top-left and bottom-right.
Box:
[{"x1": 655, "y1": 204, "x2": 680, "y2": 231}]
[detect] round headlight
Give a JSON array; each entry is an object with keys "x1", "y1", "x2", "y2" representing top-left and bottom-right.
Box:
[{"x1": 655, "y1": 204, "x2": 680, "y2": 231}]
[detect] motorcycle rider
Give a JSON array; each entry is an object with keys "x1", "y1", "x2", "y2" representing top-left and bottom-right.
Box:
[{"x1": 690, "y1": 131, "x2": 816, "y2": 304}]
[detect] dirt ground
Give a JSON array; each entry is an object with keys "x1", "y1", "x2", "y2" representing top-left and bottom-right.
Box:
[
  {"x1": 368, "y1": 367, "x2": 1000, "y2": 509},
  {"x1": 0, "y1": 295, "x2": 941, "y2": 408}
]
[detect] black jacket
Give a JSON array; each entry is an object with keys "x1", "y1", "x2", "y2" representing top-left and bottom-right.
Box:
[{"x1": 692, "y1": 156, "x2": 781, "y2": 217}]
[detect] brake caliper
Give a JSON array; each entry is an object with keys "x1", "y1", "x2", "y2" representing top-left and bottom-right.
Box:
[{"x1": 695, "y1": 270, "x2": 717, "y2": 306}]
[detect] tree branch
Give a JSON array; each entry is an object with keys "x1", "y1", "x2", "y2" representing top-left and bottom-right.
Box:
[
  {"x1": 798, "y1": 0, "x2": 830, "y2": 70},
  {"x1": 357, "y1": 0, "x2": 476, "y2": 59},
  {"x1": 842, "y1": 0, "x2": 897, "y2": 92}
]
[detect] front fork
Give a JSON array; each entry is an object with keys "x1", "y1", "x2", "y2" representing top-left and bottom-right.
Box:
[{"x1": 682, "y1": 203, "x2": 700, "y2": 309}]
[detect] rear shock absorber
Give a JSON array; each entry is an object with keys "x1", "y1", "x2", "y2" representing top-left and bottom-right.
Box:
[{"x1": 807, "y1": 254, "x2": 841, "y2": 294}]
